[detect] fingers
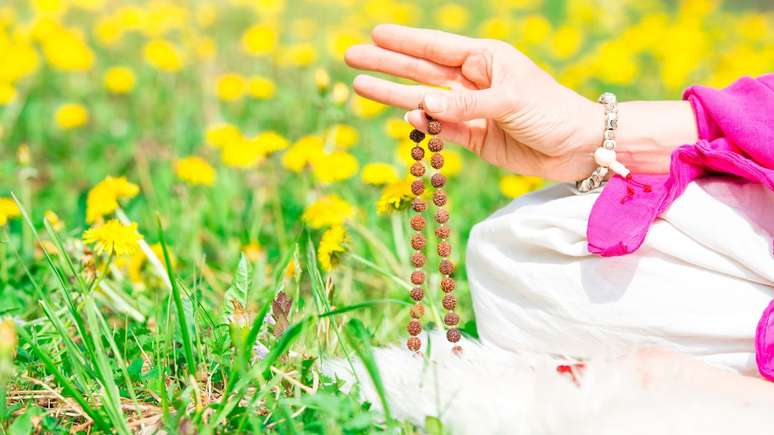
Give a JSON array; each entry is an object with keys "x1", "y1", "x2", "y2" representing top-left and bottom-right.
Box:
[
  {"x1": 421, "y1": 89, "x2": 509, "y2": 122},
  {"x1": 404, "y1": 110, "x2": 472, "y2": 146},
  {"x1": 345, "y1": 45, "x2": 476, "y2": 89},
  {"x1": 371, "y1": 24, "x2": 479, "y2": 67},
  {"x1": 352, "y1": 75, "x2": 438, "y2": 109}
]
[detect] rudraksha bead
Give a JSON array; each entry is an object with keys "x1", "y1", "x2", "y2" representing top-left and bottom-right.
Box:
[
  {"x1": 410, "y1": 162, "x2": 425, "y2": 177},
  {"x1": 410, "y1": 233, "x2": 426, "y2": 250},
  {"x1": 435, "y1": 208, "x2": 449, "y2": 224},
  {"x1": 409, "y1": 129, "x2": 426, "y2": 143},
  {"x1": 410, "y1": 215, "x2": 425, "y2": 231},
  {"x1": 410, "y1": 287, "x2": 424, "y2": 301},
  {"x1": 410, "y1": 303, "x2": 425, "y2": 318},
  {"x1": 407, "y1": 336, "x2": 421, "y2": 351},
  {"x1": 428, "y1": 137, "x2": 444, "y2": 152},
  {"x1": 444, "y1": 312, "x2": 460, "y2": 326},
  {"x1": 446, "y1": 328, "x2": 461, "y2": 343},
  {"x1": 440, "y1": 277, "x2": 456, "y2": 292},
  {"x1": 430, "y1": 153, "x2": 444, "y2": 169},
  {"x1": 411, "y1": 146, "x2": 425, "y2": 161},
  {"x1": 411, "y1": 179, "x2": 425, "y2": 196},
  {"x1": 432, "y1": 190, "x2": 447, "y2": 206},
  {"x1": 442, "y1": 294, "x2": 457, "y2": 310},
  {"x1": 435, "y1": 226, "x2": 450, "y2": 239},
  {"x1": 410, "y1": 270, "x2": 425, "y2": 285},
  {"x1": 439, "y1": 259, "x2": 455, "y2": 275},
  {"x1": 437, "y1": 241, "x2": 451, "y2": 257},
  {"x1": 407, "y1": 319, "x2": 422, "y2": 336},
  {"x1": 411, "y1": 252, "x2": 426, "y2": 268},
  {"x1": 431, "y1": 173, "x2": 446, "y2": 188},
  {"x1": 412, "y1": 198, "x2": 427, "y2": 212},
  {"x1": 427, "y1": 120, "x2": 442, "y2": 135}
]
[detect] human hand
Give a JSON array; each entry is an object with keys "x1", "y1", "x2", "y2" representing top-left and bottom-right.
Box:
[{"x1": 345, "y1": 24, "x2": 601, "y2": 182}]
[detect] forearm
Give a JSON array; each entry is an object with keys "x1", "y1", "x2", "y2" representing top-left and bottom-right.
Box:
[{"x1": 578, "y1": 100, "x2": 699, "y2": 174}]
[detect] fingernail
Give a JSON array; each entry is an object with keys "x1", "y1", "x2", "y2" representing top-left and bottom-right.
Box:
[
  {"x1": 403, "y1": 111, "x2": 410, "y2": 122},
  {"x1": 424, "y1": 94, "x2": 447, "y2": 113}
]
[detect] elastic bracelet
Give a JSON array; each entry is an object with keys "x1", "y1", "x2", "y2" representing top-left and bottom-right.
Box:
[{"x1": 575, "y1": 92, "x2": 630, "y2": 193}]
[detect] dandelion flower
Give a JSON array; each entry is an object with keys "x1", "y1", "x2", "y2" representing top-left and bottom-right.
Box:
[
  {"x1": 42, "y1": 28, "x2": 95, "y2": 72},
  {"x1": 282, "y1": 135, "x2": 324, "y2": 172},
  {"x1": 221, "y1": 136, "x2": 264, "y2": 169},
  {"x1": 277, "y1": 43, "x2": 317, "y2": 67},
  {"x1": 384, "y1": 117, "x2": 412, "y2": 139},
  {"x1": 549, "y1": 25, "x2": 583, "y2": 60},
  {"x1": 441, "y1": 150, "x2": 463, "y2": 177},
  {"x1": 83, "y1": 219, "x2": 142, "y2": 256},
  {"x1": 255, "y1": 131, "x2": 289, "y2": 155},
  {"x1": 86, "y1": 176, "x2": 140, "y2": 223},
  {"x1": 499, "y1": 175, "x2": 544, "y2": 198},
  {"x1": 242, "y1": 23, "x2": 278, "y2": 56},
  {"x1": 144, "y1": 39, "x2": 183, "y2": 72},
  {"x1": 54, "y1": 103, "x2": 89, "y2": 129},
  {"x1": 327, "y1": 30, "x2": 364, "y2": 60},
  {"x1": 312, "y1": 151, "x2": 359, "y2": 184},
  {"x1": 0, "y1": 83, "x2": 17, "y2": 106},
  {"x1": 302, "y1": 195, "x2": 355, "y2": 229},
  {"x1": 0, "y1": 197, "x2": 21, "y2": 226},
  {"x1": 521, "y1": 15, "x2": 552, "y2": 45},
  {"x1": 318, "y1": 226, "x2": 348, "y2": 271},
  {"x1": 242, "y1": 241, "x2": 263, "y2": 262},
  {"x1": 329, "y1": 124, "x2": 358, "y2": 149},
  {"x1": 361, "y1": 163, "x2": 399, "y2": 186},
  {"x1": 351, "y1": 95, "x2": 386, "y2": 119},
  {"x1": 331, "y1": 82, "x2": 349, "y2": 105},
  {"x1": 216, "y1": 73, "x2": 246, "y2": 101},
  {"x1": 247, "y1": 76, "x2": 276, "y2": 99},
  {"x1": 175, "y1": 156, "x2": 216, "y2": 186},
  {"x1": 205, "y1": 123, "x2": 242, "y2": 149},
  {"x1": 44, "y1": 210, "x2": 64, "y2": 231},
  {"x1": 435, "y1": 3, "x2": 469, "y2": 31},
  {"x1": 104, "y1": 66, "x2": 136, "y2": 94},
  {"x1": 314, "y1": 68, "x2": 330, "y2": 91},
  {"x1": 376, "y1": 180, "x2": 414, "y2": 214}
]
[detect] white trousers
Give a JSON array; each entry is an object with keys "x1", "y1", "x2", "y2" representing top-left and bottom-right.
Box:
[{"x1": 466, "y1": 178, "x2": 774, "y2": 375}]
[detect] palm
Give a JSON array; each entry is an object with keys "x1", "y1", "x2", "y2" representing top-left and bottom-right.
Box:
[{"x1": 346, "y1": 24, "x2": 596, "y2": 182}]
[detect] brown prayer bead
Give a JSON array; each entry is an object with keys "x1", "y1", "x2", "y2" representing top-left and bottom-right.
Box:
[
  {"x1": 410, "y1": 287, "x2": 424, "y2": 301},
  {"x1": 411, "y1": 252, "x2": 426, "y2": 268},
  {"x1": 439, "y1": 259, "x2": 455, "y2": 275},
  {"x1": 431, "y1": 173, "x2": 446, "y2": 188},
  {"x1": 437, "y1": 241, "x2": 451, "y2": 257},
  {"x1": 410, "y1": 233, "x2": 425, "y2": 250},
  {"x1": 440, "y1": 277, "x2": 456, "y2": 292},
  {"x1": 433, "y1": 190, "x2": 447, "y2": 206},
  {"x1": 412, "y1": 198, "x2": 427, "y2": 212},
  {"x1": 431, "y1": 153, "x2": 444, "y2": 169},
  {"x1": 407, "y1": 336, "x2": 421, "y2": 351},
  {"x1": 435, "y1": 226, "x2": 450, "y2": 239},
  {"x1": 435, "y1": 208, "x2": 449, "y2": 224},
  {"x1": 410, "y1": 270, "x2": 425, "y2": 285},
  {"x1": 428, "y1": 137, "x2": 444, "y2": 152},
  {"x1": 409, "y1": 129, "x2": 425, "y2": 143},
  {"x1": 410, "y1": 215, "x2": 425, "y2": 231},
  {"x1": 410, "y1": 303, "x2": 425, "y2": 318},
  {"x1": 427, "y1": 120, "x2": 442, "y2": 135},
  {"x1": 411, "y1": 180, "x2": 425, "y2": 196},
  {"x1": 446, "y1": 328, "x2": 461, "y2": 343},
  {"x1": 410, "y1": 162, "x2": 425, "y2": 177},
  {"x1": 411, "y1": 146, "x2": 425, "y2": 161},
  {"x1": 442, "y1": 294, "x2": 457, "y2": 310},
  {"x1": 444, "y1": 312, "x2": 460, "y2": 326},
  {"x1": 407, "y1": 319, "x2": 422, "y2": 336}
]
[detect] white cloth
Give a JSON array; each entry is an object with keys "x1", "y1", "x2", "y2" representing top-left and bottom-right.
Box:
[{"x1": 466, "y1": 178, "x2": 774, "y2": 375}]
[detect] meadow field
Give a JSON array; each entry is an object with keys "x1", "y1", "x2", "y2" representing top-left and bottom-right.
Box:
[{"x1": 0, "y1": 0, "x2": 771, "y2": 432}]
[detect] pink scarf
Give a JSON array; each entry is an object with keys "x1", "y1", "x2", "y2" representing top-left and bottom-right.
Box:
[{"x1": 586, "y1": 74, "x2": 774, "y2": 380}]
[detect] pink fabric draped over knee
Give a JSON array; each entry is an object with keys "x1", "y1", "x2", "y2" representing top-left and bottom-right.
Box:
[{"x1": 585, "y1": 74, "x2": 774, "y2": 380}]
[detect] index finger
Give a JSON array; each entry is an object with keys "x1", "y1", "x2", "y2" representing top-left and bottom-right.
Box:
[{"x1": 371, "y1": 24, "x2": 480, "y2": 67}]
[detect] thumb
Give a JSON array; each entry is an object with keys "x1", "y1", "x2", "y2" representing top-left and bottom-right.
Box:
[{"x1": 421, "y1": 89, "x2": 508, "y2": 122}]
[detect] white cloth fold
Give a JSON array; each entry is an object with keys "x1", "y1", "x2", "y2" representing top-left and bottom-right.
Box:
[{"x1": 466, "y1": 178, "x2": 774, "y2": 375}]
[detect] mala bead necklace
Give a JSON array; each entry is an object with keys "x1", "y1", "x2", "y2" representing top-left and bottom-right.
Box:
[{"x1": 406, "y1": 106, "x2": 462, "y2": 354}]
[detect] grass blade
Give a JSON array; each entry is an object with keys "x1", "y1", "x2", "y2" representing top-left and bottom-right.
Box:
[{"x1": 343, "y1": 318, "x2": 393, "y2": 425}]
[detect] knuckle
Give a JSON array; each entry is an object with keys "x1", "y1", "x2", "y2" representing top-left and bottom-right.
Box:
[{"x1": 454, "y1": 92, "x2": 477, "y2": 116}]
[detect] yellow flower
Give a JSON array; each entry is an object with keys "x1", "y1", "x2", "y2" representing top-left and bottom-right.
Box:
[
  {"x1": 205, "y1": 123, "x2": 242, "y2": 149},
  {"x1": 327, "y1": 30, "x2": 364, "y2": 60},
  {"x1": 242, "y1": 241, "x2": 263, "y2": 262},
  {"x1": 0, "y1": 197, "x2": 20, "y2": 226},
  {"x1": 441, "y1": 149, "x2": 463, "y2": 177},
  {"x1": 144, "y1": 39, "x2": 184, "y2": 72},
  {"x1": 499, "y1": 174, "x2": 544, "y2": 198},
  {"x1": 93, "y1": 16, "x2": 123, "y2": 47},
  {"x1": 54, "y1": 103, "x2": 89, "y2": 130},
  {"x1": 376, "y1": 180, "x2": 413, "y2": 214},
  {"x1": 549, "y1": 25, "x2": 583, "y2": 60},
  {"x1": 104, "y1": 66, "x2": 136, "y2": 94},
  {"x1": 83, "y1": 219, "x2": 142, "y2": 256},
  {"x1": 42, "y1": 27, "x2": 94, "y2": 72},
  {"x1": 435, "y1": 3, "x2": 469, "y2": 31},
  {"x1": 331, "y1": 82, "x2": 350, "y2": 105},
  {"x1": 17, "y1": 144, "x2": 31, "y2": 166},
  {"x1": 0, "y1": 82, "x2": 16, "y2": 106},
  {"x1": 221, "y1": 137, "x2": 264, "y2": 169},
  {"x1": 242, "y1": 23, "x2": 278, "y2": 56},
  {"x1": 351, "y1": 95, "x2": 386, "y2": 118},
  {"x1": 361, "y1": 162, "x2": 399, "y2": 186},
  {"x1": 32, "y1": 0, "x2": 67, "y2": 15},
  {"x1": 302, "y1": 195, "x2": 355, "y2": 229},
  {"x1": 318, "y1": 225, "x2": 348, "y2": 271},
  {"x1": 175, "y1": 156, "x2": 216, "y2": 186},
  {"x1": 314, "y1": 68, "x2": 331, "y2": 91},
  {"x1": 0, "y1": 40, "x2": 39, "y2": 83},
  {"x1": 277, "y1": 43, "x2": 317, "y2": 67},
  {"x1": 216, "y1": 73, "x2": 246, "y2": 101},
  {"x1": 312, "y1": 151, "x2": 359, "y2": 184},
  {"x1": 521, "y1": 15, "x2": 552, "y2": 45},
  {"x1": 246, "y1": 76, "x2": 276, "y2": 100},
  {"x1": 282, "y1": 135, "x2": 325, "y2": 172},
  {"x1": 44, "y1": 210, "x2": 64, "y2": 231},
  {"x1": 255, "y1": 131, "x2": 289, "y2": 155},
  {"x1": 385, "y1": 117, "x2": 412, "y2": 139},
  {"x1": 194, "y1": 36, "x2": 216, "y2": 60},
  {"x1": 71, "y1": 0, "x2": 106, "y2": 11},
  {"x1": 478, "y1": 17, "x2": 515, "y2": 40},
  {"x1": 0, "y1": 317, "x2": 16, "y2": 358},
  {"x1": 329, "y1": 123, "x2": 358, "y2": 149},
  {"x1": 86, "y1": 176, "x2": 140, "y2": 223}
]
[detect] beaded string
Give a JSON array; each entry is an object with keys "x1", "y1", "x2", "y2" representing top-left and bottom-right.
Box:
[{"x1": 406, "y1": 107, "x2": 461, "y2": 354}]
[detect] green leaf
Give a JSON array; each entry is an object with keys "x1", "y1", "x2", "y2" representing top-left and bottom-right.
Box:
[
  {"x1": 343, "y1": 318, "x2": 393, "y2": 425},
  {"x1": 425, "y1": 416, "x2": 445, "y2": 435}
]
